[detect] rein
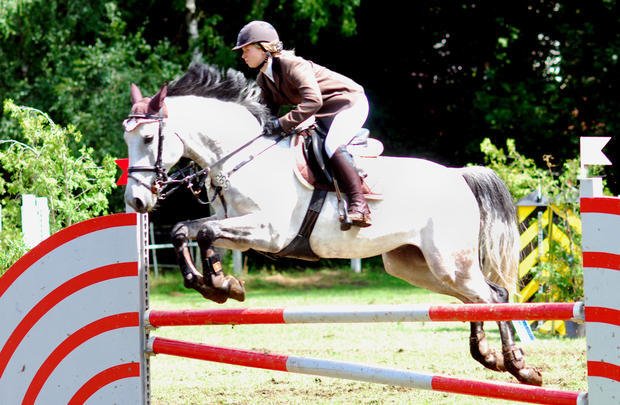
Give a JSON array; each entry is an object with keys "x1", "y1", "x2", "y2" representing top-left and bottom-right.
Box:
[{"x1": 126, "y1": 113, "x2": 287, "y2": 205}]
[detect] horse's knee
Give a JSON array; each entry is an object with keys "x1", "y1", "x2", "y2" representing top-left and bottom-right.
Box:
[
  {"x1": 171, "y1": 222, "x2": 189, "y2": 242},
  {"x1": 197, "y1": 226, "x2": 216, "y2": 247}
]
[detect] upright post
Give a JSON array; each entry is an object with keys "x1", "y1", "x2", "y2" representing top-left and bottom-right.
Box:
[{"x1": 580, "y1": 136, "x2": 619, "y2": 404}]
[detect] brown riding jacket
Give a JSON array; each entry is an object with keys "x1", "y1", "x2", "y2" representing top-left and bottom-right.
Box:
[{"x1": 257, "y1": 52, "x2": 364, "y2": 133}]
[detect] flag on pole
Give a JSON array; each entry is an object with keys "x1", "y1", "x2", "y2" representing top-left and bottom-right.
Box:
[
  {"x1": 580, "y1": 136, "x2": 611, "y2": 167},
  {"x1": 115, "y1": 158, "x2": 129, "y2": 185}
]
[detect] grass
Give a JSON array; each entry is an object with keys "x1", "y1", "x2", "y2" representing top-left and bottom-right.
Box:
[{"x1": 148, "y1": 267, "x2": 587, "y2": 405}]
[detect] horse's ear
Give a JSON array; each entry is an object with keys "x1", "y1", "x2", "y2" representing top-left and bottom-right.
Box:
[
  {"x1": 130, "y1": 83, "x2": 143, "y2": 105},
  {"x1": 148, "y1": 84, "x2": 168, "y2": 115}
]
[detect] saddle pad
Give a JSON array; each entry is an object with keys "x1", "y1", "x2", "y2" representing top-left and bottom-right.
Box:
[{"x1": 291, "y1": 134, "x2": 384, "y2": 200}]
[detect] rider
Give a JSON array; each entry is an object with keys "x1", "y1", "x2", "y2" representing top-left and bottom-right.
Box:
[{"x1": 232, "y1": 20, "x2": 372, "y2": 228}]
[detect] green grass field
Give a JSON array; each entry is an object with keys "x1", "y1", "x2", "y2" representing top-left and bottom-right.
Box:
[{"x1": 149, "y1": 267, "x2": 587, "y2": 405}]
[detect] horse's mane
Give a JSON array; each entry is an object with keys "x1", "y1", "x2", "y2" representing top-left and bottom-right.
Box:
[{"x1": 167, "y1": 62, "x2": 270, "y2": 126}]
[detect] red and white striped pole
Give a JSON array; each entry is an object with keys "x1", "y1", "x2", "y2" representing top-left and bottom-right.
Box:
[
  {"x1": 580, "y1": 180, "x2": 620, "y2": 403},
  {"x1": 148, "y1": 336, "x2": 586, "y2": 405},
  {"x1": 146, "y1": 302, "x2": 584, "y2": 327}
]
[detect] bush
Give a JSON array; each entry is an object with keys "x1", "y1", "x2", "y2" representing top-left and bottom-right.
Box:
[{"x1": 0, "y1": 100, "x2": 116, "y2": 274}]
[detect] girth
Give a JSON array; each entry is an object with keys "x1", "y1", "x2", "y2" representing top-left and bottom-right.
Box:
[{"x1": 272, "y1": 188, "x2": 328, "y2": 261}]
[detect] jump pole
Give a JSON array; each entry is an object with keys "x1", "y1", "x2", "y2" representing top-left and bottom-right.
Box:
[
  {"x1": 146, "y1": 302, "x2": 585, "y2": 327},
  {"x1": 148, "y1": 336, "x2": 585, "y2": 405}
]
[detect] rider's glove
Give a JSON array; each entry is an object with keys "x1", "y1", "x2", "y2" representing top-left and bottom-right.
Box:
[{"x1": 263, "y1": 117, "x2": 285, "y2": 136}]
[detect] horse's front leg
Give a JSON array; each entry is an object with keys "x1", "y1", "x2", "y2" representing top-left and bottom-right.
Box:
[
  {"x1": 171, "y1": 213, "x2": 279, "y2": 303},
  {"x1": 171, "y1": 215, "x2": 245, "y2": 304}
]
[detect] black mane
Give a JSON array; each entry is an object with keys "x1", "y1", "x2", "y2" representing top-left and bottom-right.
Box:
[{"x1": 167, "y1": 62, "x2": 270, "y2": 126}]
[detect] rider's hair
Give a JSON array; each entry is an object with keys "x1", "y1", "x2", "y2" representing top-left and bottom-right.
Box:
[{"x1": 259, "y1": 40, "x2": 284, "y2": 55}]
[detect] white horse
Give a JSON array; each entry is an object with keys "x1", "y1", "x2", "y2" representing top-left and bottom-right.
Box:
[{"x1": 123, "y1": 63, "x2": 541, "y2": 385}]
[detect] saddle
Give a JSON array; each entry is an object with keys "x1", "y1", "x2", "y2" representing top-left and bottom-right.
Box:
[{"x1": 292, "y1": 127, "x2": 383, "y2": 200}]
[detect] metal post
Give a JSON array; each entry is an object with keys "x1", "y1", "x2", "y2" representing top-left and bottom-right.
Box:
[{"x1": 149, "y1": 222, "x2": 159, "y2": 277}]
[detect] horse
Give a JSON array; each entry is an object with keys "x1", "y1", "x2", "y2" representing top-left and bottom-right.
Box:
[{"x1": 123, "y1": 62, "x2": 541, "y2": 386}]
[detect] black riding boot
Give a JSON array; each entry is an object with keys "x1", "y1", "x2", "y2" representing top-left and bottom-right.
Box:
[{"x1": 329, "y1": 148, "x2": 372, "y2": 227}]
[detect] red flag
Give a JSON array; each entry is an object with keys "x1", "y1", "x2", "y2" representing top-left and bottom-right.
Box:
[{"x1": 115, "y1": 158, "x2": 129, "y2": 185}]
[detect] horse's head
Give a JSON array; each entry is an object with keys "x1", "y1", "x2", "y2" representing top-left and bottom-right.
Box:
[{"x1": 123, "y1": 84, "x2": 184, "y2": 212}]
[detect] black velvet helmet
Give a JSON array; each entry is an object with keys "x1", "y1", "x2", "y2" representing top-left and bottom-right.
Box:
[{"x1": 232, "y1": 21, "x2": 279, "y2": 50}]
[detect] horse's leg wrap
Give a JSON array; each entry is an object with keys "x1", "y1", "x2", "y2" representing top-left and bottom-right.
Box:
[
  {"x1": 482, "y1": 279, "x2": 542, "y2": 385},
  {"x1": 171, "y1": 226, "x2": 229, "y2": 304},
  {"x1": 498, "y1": 321, "x2": 543, "y2": 386},
  {"x1": 197, "y1": 228, "x2": 246, "y2": 302},
  {"x1": 469, "y1": 322, "x2": 505, "y2": 372},
  {"x1": 171, "y1": 233, "x2": 202, "y2": 288}
]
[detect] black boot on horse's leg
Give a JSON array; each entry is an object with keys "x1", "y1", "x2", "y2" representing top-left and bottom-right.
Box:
[
  {"x1": 171, "y1": 226, "x2": 228, "y2": 304},
  {"x1": 197, "y1": 228, "x2": 246, "y2": 302},
  {"x1": 171, "y1": 232, "x2": 203, "y2": 289},
  {"x1": 480, "y1": 279, "x2": 542, "y2": 386},
  {"x1": 329, "y1": 148, "x2": 371, "y2": 227},
  {"x1": 498, "y1": 320, "x2": 542, "y2": 385},
  {"x1": 469, "y1": 321, "x2": 506, "y2": 372}
]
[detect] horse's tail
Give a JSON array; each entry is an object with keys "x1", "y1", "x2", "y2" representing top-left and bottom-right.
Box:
[{"x1": 458, "y1": 166, "x2": 519, "y2": 293}]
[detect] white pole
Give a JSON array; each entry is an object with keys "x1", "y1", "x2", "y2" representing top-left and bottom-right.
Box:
[
  {"x1": 149, "y1": 222, "x2": 159, "y2": 277},
  {"x1": 351, "y1": 258, "x2": 361, "y2": 273}
]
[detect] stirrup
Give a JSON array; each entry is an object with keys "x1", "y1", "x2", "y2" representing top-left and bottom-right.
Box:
[{"x1": 348, "y1": 210, "x2": 372, "y2": 228}]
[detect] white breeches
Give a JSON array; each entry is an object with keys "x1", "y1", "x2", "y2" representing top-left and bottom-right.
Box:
[{"x1": 323, "y1": 95, "x2": 369, "y2": 158}]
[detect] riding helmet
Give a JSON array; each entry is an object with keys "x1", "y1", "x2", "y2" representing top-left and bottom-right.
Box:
[{"x1": 232, "y1": 20, "x2": 279, "y2": 50}]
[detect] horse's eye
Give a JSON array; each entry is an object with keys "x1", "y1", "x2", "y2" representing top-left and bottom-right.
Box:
[{"x1": 144, "y1": 135, "x2": 155, "y2": 144}]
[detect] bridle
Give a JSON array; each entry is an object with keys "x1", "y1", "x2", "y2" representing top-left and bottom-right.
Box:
[
  {"x1": 125, "y1": 113, "x2": 288, "y2": 205},
  {"x1": 126, "y1": 113, "x2": 170, "y2": 196}
]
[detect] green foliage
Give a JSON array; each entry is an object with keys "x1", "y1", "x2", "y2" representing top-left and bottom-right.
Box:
[
  {"x1": 248, "y1": 0, "x2": 360, "y2": 43},
  {"x1": 534, "y1": 231, "x2": 584, "y2": 303},
  {"x1": 475, "y1": 138, "x2": 589, "y2": 303},
  {"x1": 0, "y1": 0, "x2": 184, "y2": 161},
  {"x1": 477, "y1": 137, "x2": 582, "y2": 205},
  {"x1": 0, "y1": 100, "x2": 116, "y2": 273}
]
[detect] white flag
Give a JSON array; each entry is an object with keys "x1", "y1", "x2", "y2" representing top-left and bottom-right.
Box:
[{"x1": 580, "y1": 136, "x2": 611, "y2": 167}]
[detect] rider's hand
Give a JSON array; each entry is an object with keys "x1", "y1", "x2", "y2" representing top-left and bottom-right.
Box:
[{"x1": 263, "y1": 117, "x2": 285, "y2": 136}]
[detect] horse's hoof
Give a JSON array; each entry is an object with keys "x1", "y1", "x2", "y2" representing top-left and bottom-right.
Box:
[
  {"x1": 189, "y1": 274, "x2": 229, "y2": 304},
  {"x1": 503, "y1": 347, "x2": 543, "y2": 386},
  {"x1": 225, "y1": 275, "x2": 246, "y2": 302},
  {"x1": 196, "y1": 284, "x2": 229, "y2": 304},
  {"x1": 509, "y1": 366, "x2": 543, "y2": 386},
  {"x1": 470, "y1": 332, "x2": 505, "y2": 372}
]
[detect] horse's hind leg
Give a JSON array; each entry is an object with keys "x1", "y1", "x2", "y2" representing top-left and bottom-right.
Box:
[
  {"x1": 399, "y1": 241, "x2": 542, "y2": 385},
  {"x1": 470, "y1": 280, "x2": 542, "y2": 386},
  {"x1": 469, "y1": 280, "x2": 507, "y2": 374},
  {"x1": 384, "y1": 247, "x2": 509, "y2": 375}
]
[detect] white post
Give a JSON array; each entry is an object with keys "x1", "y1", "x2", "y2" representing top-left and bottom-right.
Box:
[
  {"x1": 233, "y1": 250, "x2": 243, "y2": 276},
  {"x1": 149, "y1": 222, "x2": 159, "y2": 277},
  {"x1": 21, "y1": 194, "x2": 50, "y2": 249},
  {"x1": 579, "y1": 137, "x2": 619, "y2": 404},
  {"x1": 351, "y1": 258, "x2": 361, "y2": 273}
]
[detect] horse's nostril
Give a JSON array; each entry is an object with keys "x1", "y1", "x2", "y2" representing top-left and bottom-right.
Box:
[{"x1": 134, "y1": 198, "x2": 145, "y2": 212}]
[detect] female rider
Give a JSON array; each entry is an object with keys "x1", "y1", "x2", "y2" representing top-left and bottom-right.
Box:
[{"x1": 233, "y1": 20, "x2": 372, "y2": 228}]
